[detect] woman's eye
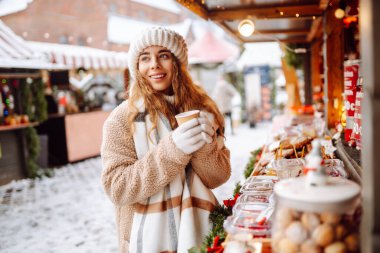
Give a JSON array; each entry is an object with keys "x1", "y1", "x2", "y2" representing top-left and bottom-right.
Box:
[
  {"x1": 160, "y1": 54, "x2": 170, "y2": 59},
  {"x1": 140, "y1": 56, "x2": 150, "y2": 62}
]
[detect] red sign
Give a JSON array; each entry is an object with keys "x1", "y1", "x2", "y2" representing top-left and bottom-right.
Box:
[
  {"x1": 351, "y1": 78, "x2": 363, "y2": 149},
  {"x1": 344, "y1": 60, "x2": 360, "y2": 142}
]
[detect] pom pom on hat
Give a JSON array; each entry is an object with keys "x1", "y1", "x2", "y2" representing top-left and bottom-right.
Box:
[{"x1": 128, "y1": 27, "x2": 188, "y2": 80}]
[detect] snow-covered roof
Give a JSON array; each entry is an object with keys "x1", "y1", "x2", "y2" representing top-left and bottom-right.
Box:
[
  {"x1": 0, "y1": 20, "x2": 61, "y2": 69},
  {"x1": 237, "y1": 42, "x2": 282, "y2": 69},
  {"x1": 0, "y1": 0, "x2": 33, "y2": 17},
  {"x1": 130, "y1": 0, "x2": 181, "y2": 14},
  {"x1": 27, "y1": 41, "x2": 128, "y2": 70},
  {"x1": 107, "y1": 15, "x2": 192, "y2": 45}
]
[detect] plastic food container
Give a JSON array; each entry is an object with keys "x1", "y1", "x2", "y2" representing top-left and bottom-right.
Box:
[
  {"x1": 224, "y1": 203, "x2": 272, "y2": 240},
  {"x1": 272, "y1": 174, "x2": 361, "y2": 253},
  {"x1": 236, "y1": 192, "x2": 273, "y2": 204},
  {"x1": 323, "y1": 159, "x2": 348, "y2": 178},
  {"x1": 241, "y1": 180, "x2": 274, "y2": 195},
  {"x1": 272, "y1": 158, "x2": 305, "y2": 180}
]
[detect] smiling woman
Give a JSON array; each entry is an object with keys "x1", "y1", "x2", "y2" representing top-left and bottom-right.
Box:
[
  {"x1": 101, "y1": 27, "x2": 231, "y2": 253},
  {"x1": 137, "y1": 46, "x2": 174, "y2": 94}
]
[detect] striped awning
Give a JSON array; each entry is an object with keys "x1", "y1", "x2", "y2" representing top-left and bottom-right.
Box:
[{"x1": 27, "y1": 41, "x2": 128, "y2": 71}]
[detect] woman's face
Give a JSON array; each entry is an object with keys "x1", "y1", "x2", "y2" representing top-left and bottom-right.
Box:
[{"x1": 138, "y1": 46, "x2": 174, "y2": 95}]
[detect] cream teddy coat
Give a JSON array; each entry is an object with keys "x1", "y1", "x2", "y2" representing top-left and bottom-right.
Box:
[{"x1": 101, "y1": 101, "x2": 231, "y2": 252}]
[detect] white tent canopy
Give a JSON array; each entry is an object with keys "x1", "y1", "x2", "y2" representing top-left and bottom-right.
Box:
[{"x1": 237, "y1": 42, "x2": 282, "y2": 69}]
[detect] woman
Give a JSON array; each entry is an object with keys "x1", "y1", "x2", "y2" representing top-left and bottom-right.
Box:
[{"x1": 101, "y1": 27, "x2": 231, "y2": 253}]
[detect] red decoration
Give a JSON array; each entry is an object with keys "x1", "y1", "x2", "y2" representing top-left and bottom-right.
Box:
[
  {"x1": 223, "y1": 193, "x2": 240, "y2": 208},
  {"x1": 343, "y1": 16, "x2": 358, "y2": 28},
  {"x1": 207, "y1": 236, "x2": 224, "y2": 253}
]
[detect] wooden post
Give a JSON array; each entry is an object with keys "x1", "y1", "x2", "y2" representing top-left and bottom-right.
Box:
[
  {"x1": 324, "y1": 0, "x2": 344, "y2": 128},
  {"x1": 311, "y1": 39, "x2": 323, "y2": 100},
  {"x1": 281, "y1": 57, "x2": 302, "y2": 109},
  {"x1": 303, "y1": 45, "x2": 312, "y2": 105},
  {"x1": 360, "y1": 0, "x2": 380, "y2": 251}
]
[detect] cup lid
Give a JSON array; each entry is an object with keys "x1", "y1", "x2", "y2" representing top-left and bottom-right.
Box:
[{"x1": 274, "y1": 177, "x2": 361, "y2": 212}]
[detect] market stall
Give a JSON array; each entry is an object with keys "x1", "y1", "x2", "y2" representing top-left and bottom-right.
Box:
[
  {"x1": 0, "y1": 20, "x2": 63, "y2": 185},
  {"x1": 26, "y1": 32, "x2": 129, "y2": 166},
  {"x1": 175, "y1": 0, "x2": 378, "y2": 251}
]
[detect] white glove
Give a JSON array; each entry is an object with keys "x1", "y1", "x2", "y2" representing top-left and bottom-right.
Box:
[
  {"x1": 172, "y1": 118, "x2": 206, "y2": 154},
  {"x1": 198, "y1": 111, "x2": 216, "y2": 144}
]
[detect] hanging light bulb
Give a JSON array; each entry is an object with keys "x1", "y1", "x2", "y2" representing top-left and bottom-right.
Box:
[
  {"x1": 238, "y1": 19, "x2": 255, "y2": 37},
  {"x1": 335, "y1": 8, "x2": 345, "y2": 19}
]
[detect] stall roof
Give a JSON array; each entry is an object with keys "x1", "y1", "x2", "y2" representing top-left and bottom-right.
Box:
[
  {"x1": 0, "y1": 20, "x2": 61, "y2": 69},
  {"x1": 27, "y1": 41, "x2": 128, "y2": 70},
  {"x1": 175, "y1": 0, "x2": 327, "y2": 43},
  {"x1": 188, "y1": 31, "x2": 239, "y2": 64}
]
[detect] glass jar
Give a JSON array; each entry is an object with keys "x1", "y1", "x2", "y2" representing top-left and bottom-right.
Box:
[{"x1": 272, "y1": 176, "x2": 361, "y2": 253}]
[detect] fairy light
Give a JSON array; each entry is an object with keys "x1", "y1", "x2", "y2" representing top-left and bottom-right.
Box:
[
  {"x1": 22, "y1": 32, "x2": 28, "y2": 38},
  {"x1": 280, "y1": 11, "x2": 284, "y2": 15},
  {"x1": 44, "y1": 33, "x2": 50, "y2": 39},
  {"x1": 238, "y1": 19, "x2": 255, "y2": 37},
  {"x1": 334, "y1": 8, "x2": 345, "y2": 19},
  {"x1": 296, "y1": 13, "x2": 299, "y2": 18}
]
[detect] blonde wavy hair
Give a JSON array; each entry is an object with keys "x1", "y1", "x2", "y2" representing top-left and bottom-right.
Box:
[{"x1": 127, "y1": 56, "x2": 225, "y2": 137}]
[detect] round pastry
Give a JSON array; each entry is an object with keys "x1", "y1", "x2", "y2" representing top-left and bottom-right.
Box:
[
  {"x1": 335, "y1": 224, "x2": 347, "y2": 240},
  {"x1": 276, "y1": 207, "x2": 294, "y2": 229},
  {"x1": 301, "y1": 212, "x2": 321, "y2": 232},
  {"x1": 300, "y1": 239, "x2": 322, "y2": 253},
  {"x1": 279, "y1": 238, "x2": 298, "y2": 253},
  {"x1": 285, "y1": 221, "x2": 308, "y2": 244},
  {"x1": 324, "y1": 242, "x2": 346, "y2": 253},
  {"x1": 312, "y1": 224, "x2": 335, "y2": 247},
  {"x1": 320, "y1": 212, "x2": 341, "y2": 225},
  {"x1": 345, "y1": 233, "x2": 359, "y2": 252}
]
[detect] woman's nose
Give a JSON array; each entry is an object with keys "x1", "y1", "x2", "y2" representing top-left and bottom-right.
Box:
[{"x1": 150, "y1": 56, "x2": 160, "y2": 69}]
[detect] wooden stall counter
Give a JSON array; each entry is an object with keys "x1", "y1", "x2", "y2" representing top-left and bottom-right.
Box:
[
  {"x1": 65, "y1": 110, "x2": 110, "y2": 163},
  {"x1": 37, "y1": 110, "x2": 110, "y2": 166}
]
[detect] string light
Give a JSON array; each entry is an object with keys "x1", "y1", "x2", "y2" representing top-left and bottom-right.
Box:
[
  {"x1": 280, "y1": 11, "x2": 284, "y2": 16},
  {"x1": 238, "y1": 19, "x2": 255, "y2": 37},
  {"x1": 86, "y1": 37, "x2": 93, "y2": 44},
  {"x1": 334, "y1": 8, "x2": 345, "y2": 19},
  {"x1": 44, "y1": 33, "x2": 50, "y2": 39},
  {"x1": 22, "y1": 32, "x2": 28, "y2": 38},
  {"x1": 313, "y1": 16, "x2": 316, "y2": 20},
  {"x1": 296, "y1": 13, "x2": 299, "y2": 18}
]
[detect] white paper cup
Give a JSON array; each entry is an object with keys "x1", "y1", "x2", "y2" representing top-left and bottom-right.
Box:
[{"x1": 175, "y1": 110, "x2": 200, "y2": 125}]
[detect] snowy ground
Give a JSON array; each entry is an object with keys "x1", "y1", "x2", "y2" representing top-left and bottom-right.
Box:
[{"x1": 0, "y1": 122, "x2": 270, "y2": 253}]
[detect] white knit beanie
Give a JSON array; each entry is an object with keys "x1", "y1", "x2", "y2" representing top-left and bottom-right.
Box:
[{"x1": 128, "y1": 27, "x2": 188, "y2": 80}]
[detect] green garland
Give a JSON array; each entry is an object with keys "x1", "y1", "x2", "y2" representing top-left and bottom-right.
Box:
[
  {"x1": 25, "y1": 127, "x2": 40, "y2": 178},
  {"x1": 284, "y1": 43, "x2": 303, "y2": 70},
  {"x1": 188, "y1": 183, "x2": 242, "y2": 252},
  {"x1": 20, "y1": 78, "x2": 51, "y2": 178},
  {"x1": 244, "y1": 147, "x2": 263, "y2": 178},
  {"x1": 31, "y1": 78, "x2": 48, "y2": 123}
]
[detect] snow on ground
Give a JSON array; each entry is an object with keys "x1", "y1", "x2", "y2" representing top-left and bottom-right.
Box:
[{"x1": 0, "y1": 122, "x2": 270, "y2": 253}]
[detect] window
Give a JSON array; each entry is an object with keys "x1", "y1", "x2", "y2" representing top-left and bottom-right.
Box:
[{"x1": 59, "y1": 35, "x2": 69, "y2": 44}]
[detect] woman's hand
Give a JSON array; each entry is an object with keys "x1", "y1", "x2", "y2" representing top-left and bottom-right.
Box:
[
  {"x1": 198, "y1": 111, "x2": 215, "y2": 144},
  {"x1": 172, "y1": 118, "x2": 206, "y2": 154}
]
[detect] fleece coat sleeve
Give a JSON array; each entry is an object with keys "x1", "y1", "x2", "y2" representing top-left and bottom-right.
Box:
[
  {"x1": 190, "y1": 135, "x2": 231, "y2": 189},
  {"x1": 101, "y1": 106, "x2": 191, "y2": 207}
]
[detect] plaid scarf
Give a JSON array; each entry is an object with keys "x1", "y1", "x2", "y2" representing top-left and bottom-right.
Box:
[{"x1": 129, "y1": 98, "x2": 217, "y2": 253}]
